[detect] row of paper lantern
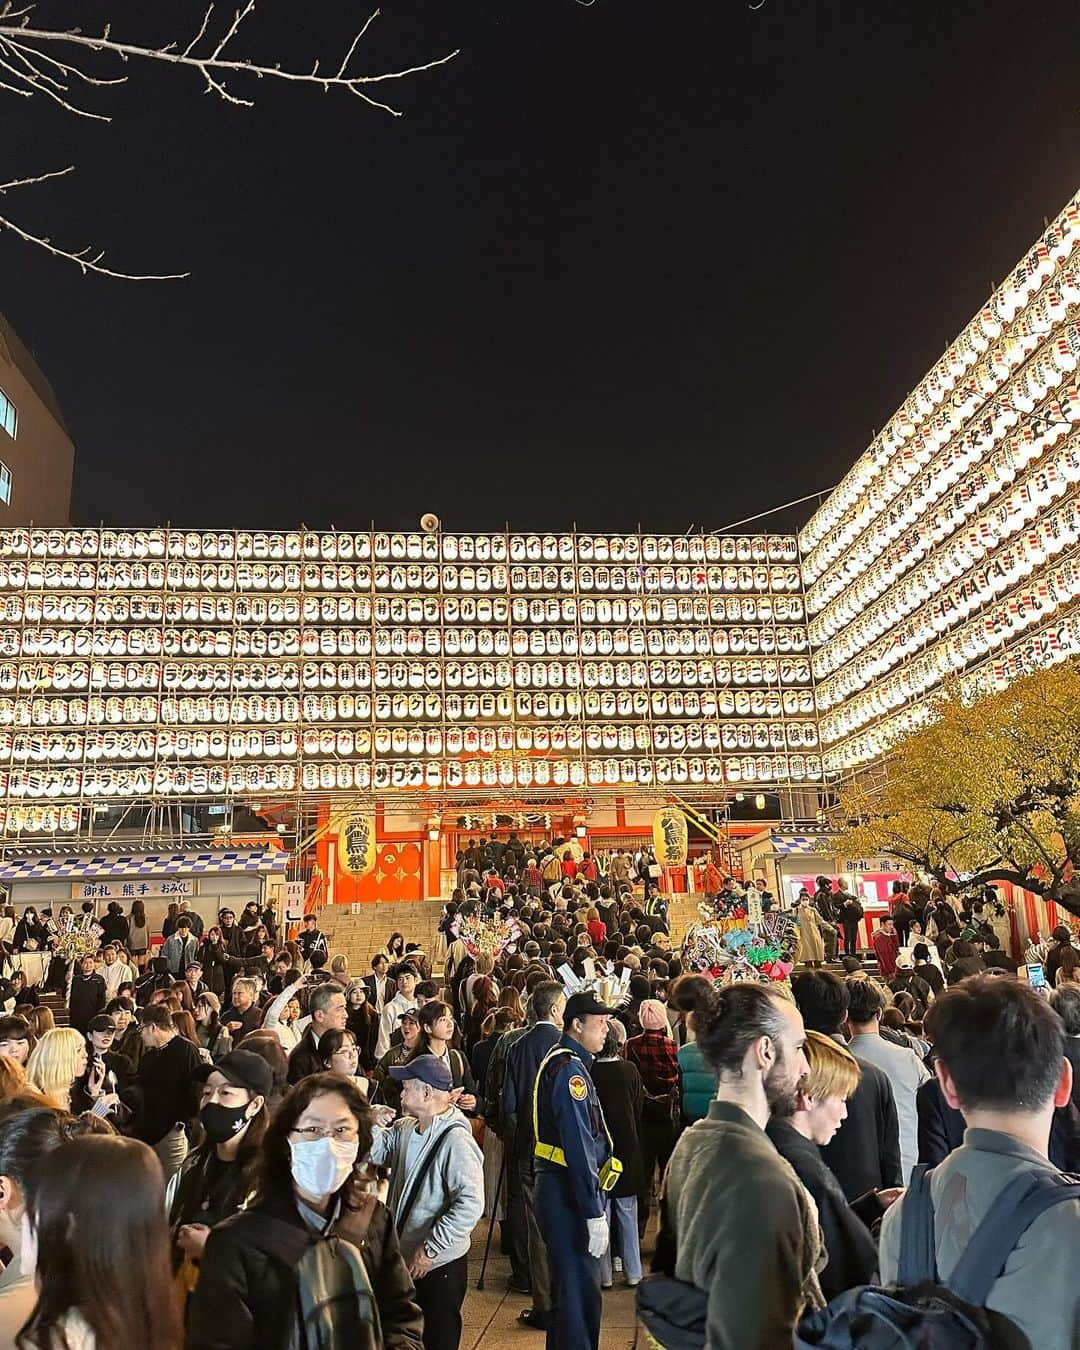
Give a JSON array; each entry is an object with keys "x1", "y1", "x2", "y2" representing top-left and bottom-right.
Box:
[
  {"x1": 4, "y1": 623, "x2": 811, "y2": 660},
  {"x1": 0, "y1": 719, "x2": 822, "y2": 764},
  {"x1": 815, "y1": 523, "x2": 1080, "y2": 713},
  {"x1": 811, "y1": 457, "x2": 1080, "y2": 676},
  {"x1": 801, "y1": 201, "x2": 1079, "y2": 551},
  {"x1": 806, "y1": 374, "x2": 1080, "y2": 613},
  {"x1": 807, "y1": 383, "x2": 1080, "y2": 613},
  {"x1": 826, "y1": 615, "x2": 1080, "y2": 771},
  {"x1": 0, "y1": 685, "x2": 817, "y2": 728},
  {"x1": 0, "y1": 806, "x2": 81, "y2": 835},
  {"x1": 808, "y1": 417, "x2": 1079, "y2": 636},
  {"x1": 0, "y1": 752, "x2": 826, "y2": 799},
  {"x1": 804, "y1": 301, "x2": 1080, "y2": 578},
  {"x1": 0, "y1": 590, "x2": 806, "y2": 628},
  {"x1": 820, "y1": 588, "x2": 1080, "y2": 744},
  {"x1": 0, "y1": 528, "x2": 800, "y2": 567},
  {"x1": 0, "y1": 559, "x2": 806, "y2": 596},
  {"x1": 0, "y1": 656, "x2": 816, "y2": 694}
]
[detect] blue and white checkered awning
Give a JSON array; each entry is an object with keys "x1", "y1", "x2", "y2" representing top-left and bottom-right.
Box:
[{"x1": 0, "y1": 849, "x2": 288, "y2": 881}]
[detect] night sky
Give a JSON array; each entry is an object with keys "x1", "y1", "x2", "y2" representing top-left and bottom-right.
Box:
[{"x1": 3, "y1": 0, "x2": 1079, "y2": 534}]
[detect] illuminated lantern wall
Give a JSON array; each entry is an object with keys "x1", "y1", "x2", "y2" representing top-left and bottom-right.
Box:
[
  {"x1": 801, "y1": 189, "x2": 1080, "y2": 772},
  {"x1": 0, "y1": 528, "x2": 819, "y2": 832}
]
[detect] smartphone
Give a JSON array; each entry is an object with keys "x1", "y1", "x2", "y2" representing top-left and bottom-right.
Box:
[{"x1": 1026, "y1": 963, "x2": 1047, "y2": 990}]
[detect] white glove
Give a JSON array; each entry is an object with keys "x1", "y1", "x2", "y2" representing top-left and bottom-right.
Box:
[{"x1": 586, "y1": 1216, "x2": 609, "y2": 1259}]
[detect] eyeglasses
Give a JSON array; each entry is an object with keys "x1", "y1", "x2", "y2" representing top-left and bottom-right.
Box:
[
  {"x1": 333, "y1": 1046, "x2": 359, "y2": 1058},
  {"x1": 291, "y1": 1125, "x2": 359, "y2": 1142}
]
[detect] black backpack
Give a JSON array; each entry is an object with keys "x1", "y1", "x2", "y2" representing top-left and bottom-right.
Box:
[{"x1": 795, "y1": 1164, "x2": 1080, "y2": 1349}]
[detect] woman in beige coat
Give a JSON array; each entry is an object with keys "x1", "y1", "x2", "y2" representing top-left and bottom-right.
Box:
[{"x1": 794, "y1": 898, "x2": 828, "y2": 967}]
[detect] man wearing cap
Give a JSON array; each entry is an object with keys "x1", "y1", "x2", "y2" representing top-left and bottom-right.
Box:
[
  {"x1": 368, "y1": 1055, "x2": 484, "y2": 1350},
  {"x1": 87, "y1": 1013, "x2": 136, "y2": 1095},
  {"x1": 532, "y1": 991, "x2": 617, "y2": 1350}
]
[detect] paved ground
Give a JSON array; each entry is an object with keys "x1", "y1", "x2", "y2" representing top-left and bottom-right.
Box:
[{"x1": 459, "y1": 1211, "x2": 650, "y2": 1350}]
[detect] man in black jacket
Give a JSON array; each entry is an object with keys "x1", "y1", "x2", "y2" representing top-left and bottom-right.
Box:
[
  {"x1": 221, "y1": 977, "x2": 264, "y2": 1045},
  {"x1": 792, "y1": 970, "x2": 903, "y2": 1201},
  {"x1": 135, "y1": 1003, "x2": 202, "y2": 1181},
  {"x1": 363, "y1": 954, "x2": 395, "y2": 1014},
  {"x1": 68, "y1": 954, "x2": 106, "y2": 1033}
]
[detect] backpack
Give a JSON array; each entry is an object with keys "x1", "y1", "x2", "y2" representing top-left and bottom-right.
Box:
[
  {"x1": 295, "y1": 1232, "x2": 381, "y2": 1350},
  {"x1": 794, "y1": 1164, "x2": 1080, "y2": 1349},
  {"x1": 244, "y1": 1205, "x2": 382, "y2": 1350}
]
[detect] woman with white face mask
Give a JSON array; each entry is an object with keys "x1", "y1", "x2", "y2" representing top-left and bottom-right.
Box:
[{"x1": 188, "y1": 1073, "x2": 423, "y2": 1350}]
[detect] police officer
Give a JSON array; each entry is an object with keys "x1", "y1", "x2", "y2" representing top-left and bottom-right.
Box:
[{"x1": 531, "y1": 990, "x2": 619, "y2": 1350}]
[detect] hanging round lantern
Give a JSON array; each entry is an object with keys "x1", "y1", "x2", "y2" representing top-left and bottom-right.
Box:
[
  {"x1": 337, "y1": 813, "x2": 377, "y2": 879},
  {"x1": 652, "y1": 806, "x2": 688, "y2": 867}
]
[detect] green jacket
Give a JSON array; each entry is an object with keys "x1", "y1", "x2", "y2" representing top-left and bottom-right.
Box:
[{"x1": 677, "y1": 1040, "x2": 716, "y2": 1124}]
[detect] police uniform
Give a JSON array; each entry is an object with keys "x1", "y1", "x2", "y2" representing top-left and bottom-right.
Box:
[{"x1": 532, "y1": 994, "x2": 617, "y2": 1350}]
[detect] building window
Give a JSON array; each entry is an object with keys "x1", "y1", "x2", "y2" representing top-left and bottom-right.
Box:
[
  {"x1": 0, "y1": 389, "x2": 14, "y2": 440},
  {"x1": 0, "y1": 462, "x2": 11, "y2": 505}
]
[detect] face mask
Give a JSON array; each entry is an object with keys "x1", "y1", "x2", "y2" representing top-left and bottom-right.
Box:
[
  {"x1": 200, "y1": 1101, "x2": 253, "y2": 1145},
  {"x1": 289, "y1": 1136, "x2": 358, "y2": 1199}
]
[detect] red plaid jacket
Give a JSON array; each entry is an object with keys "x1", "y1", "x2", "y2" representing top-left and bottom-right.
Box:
[{"x1": 626, "y1": 1030, "x2": 680, "y2": 1097}]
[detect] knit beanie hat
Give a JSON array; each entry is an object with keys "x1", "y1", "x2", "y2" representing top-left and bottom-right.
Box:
[{"x1": 639, "y1": 999, "x2": 670, "y2": 1033}]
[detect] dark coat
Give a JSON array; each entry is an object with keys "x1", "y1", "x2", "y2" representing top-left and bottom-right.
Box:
[
  {"x1": 361, "y1": 974, "x2": 395, "y2": 1008},
  {"x1": 819, "y1": 1048, "x2": 902, "y2": 1200},
  {"x1": 221, "y1": 1002, "x2": 263, "y2": 1045},
  {"x1": 767, "y1": 1118, "x2": 879, "y2": 1301},
  {"x1": 99, "y1": 913, "x2": 131, "y2": 947},
  {"x1": 134, "y1": 1033, "x2": 202, "y2": 1146},
  {"x1": 286, "y1": 1027, "x2": 323, "y2": 1084},
  {"x1": 917, "y1": 1075, "x2": 1080, "y2": 1171},
  {"x1": 592, "y1": 1057, "x2": 645, "y2": 1196},
  {"x1": 188, "y1": 1184, "x2": 423, "y2": 1350},
  {"x1": 196, "y1": 939, "x2": 231, "y2": 998},
  {"x1": 68, "y1": 971, "x2": 106, "y2": 1032},
  {"x1": 503, "y1": 1021, "x2": 561, "y2": 1163},
  {"x1": 347, "y1": 1005, "x2": 380, "y2": 1071}
]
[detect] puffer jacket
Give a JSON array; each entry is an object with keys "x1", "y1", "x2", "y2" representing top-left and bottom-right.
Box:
[
  {"x1": 188, "y1": 1183, "x2": 422, "y2": 1350},
  {"x1": 677, "y1": 1038, "x2": 716, "y2": 1124}
]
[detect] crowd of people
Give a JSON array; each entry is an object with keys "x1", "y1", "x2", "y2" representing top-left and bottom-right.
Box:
[{"x1": 0, "y1": 853, "x2": 1077, "y2": 1350}]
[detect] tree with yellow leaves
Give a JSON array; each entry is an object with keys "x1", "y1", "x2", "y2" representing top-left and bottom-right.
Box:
[{"x1": 837, "y1": 662, "x2": 1080, "y2": 916}]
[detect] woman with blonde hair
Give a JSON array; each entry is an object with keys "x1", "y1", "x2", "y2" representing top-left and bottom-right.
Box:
[
  {"x1": 25, "y1": 1028, "x2": 88, "y2": 1112},
  {"x1": 766, "y1": 1029, "x2": 901, "y2": 1300}
]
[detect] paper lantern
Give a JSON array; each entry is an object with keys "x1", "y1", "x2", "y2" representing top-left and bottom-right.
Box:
[
  {"x1": 652, "y1": 806, "x2": 688, "y2": 867},
  {"x1": 337, "y1": 813, "x2": 377, "y2": 879}
]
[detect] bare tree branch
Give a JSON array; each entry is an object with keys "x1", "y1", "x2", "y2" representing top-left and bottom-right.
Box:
[
  {"x1": 0, "y1": 5, "x2": 458, "y2": 117},
  {"x1": 0, "y1": 2, "x2": 458, "y2": 278},
  {"x1": 0, "y1": 167, "x2": 190, "y2": 279}
]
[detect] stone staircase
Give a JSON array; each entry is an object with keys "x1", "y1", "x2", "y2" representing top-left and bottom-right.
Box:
[
  {"x1": 316, "y1": 892, "x2": 704, "y2": 982},
  {"x1": 318, "y1": 901, "x2": 445, "y2": 975},
  {"x1": 666, "y1": 893, "x2": 703, "y2": 948}
]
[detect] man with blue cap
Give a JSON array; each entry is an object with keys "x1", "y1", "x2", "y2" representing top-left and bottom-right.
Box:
[
  {"x1": 368, "y1": 1053, "x2": 484, "y2": 1350},
  {"x1": 532, "y1": 991, "x2": 621, "y2": 1350}
]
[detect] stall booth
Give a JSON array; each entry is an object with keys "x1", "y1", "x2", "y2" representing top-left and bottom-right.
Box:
[
  {"x1": 0, "y1": 847, "x2": 287, "y2": 984},
  {"x1": 736, "y1": 831, "x2": 906, "y2": 950}
]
